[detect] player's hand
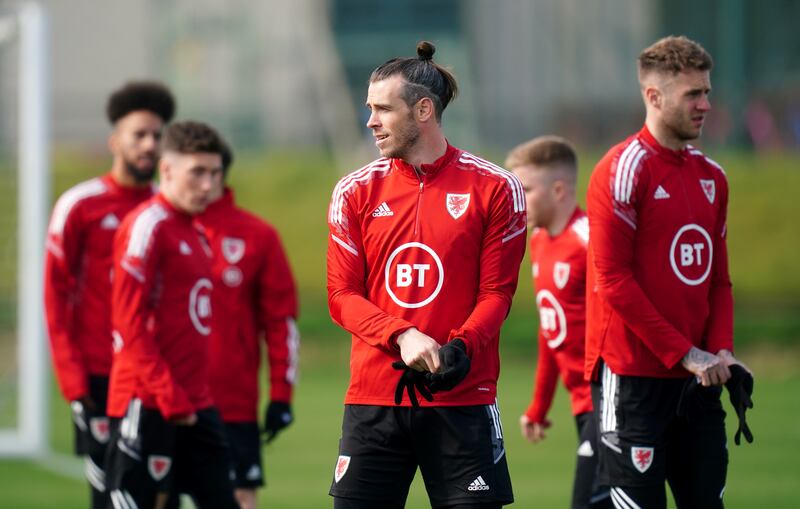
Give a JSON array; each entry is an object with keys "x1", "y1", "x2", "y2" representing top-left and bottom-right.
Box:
[
  {"x1": 392, "y1": 361, "x2": 434, "y2": 407},
  {"x1": 425, "y1": 339, "x2": 470, "y2": 392},
  {"x1": 717, "y1": 349, "x2": 753, "y2": 374},
  {"x1": 681, "y1": 346, "x2": 731, "y2": 386},
  {"x1": 263, "y1": 401, "x2": 293, "y2": 443},
  {"x1": 396, "y1": 328, "x2": 441, "y2": 373},
  {"x1": 170, "y1": 413, "x2": 197, "y2": 426},
  {"x1": 725, "y1": 364, "x2": 754, "y2": 445},
  {"x1": 519, "y1": 415, "x2": 551, "y2": 443}
]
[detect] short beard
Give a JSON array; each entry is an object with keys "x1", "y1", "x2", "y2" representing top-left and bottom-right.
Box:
[
  {"x1": 383, "y1": 114, "x2": 421, "y2": 161},
  {"x1": 124, "y1": 159, "x2": 156, "y2": 184},
  {"x1": 663, "y1": 108, "x2": 700, "y2": 142}
]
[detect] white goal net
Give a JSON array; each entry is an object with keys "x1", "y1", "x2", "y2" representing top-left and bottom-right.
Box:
[{"x1": 0, "y1": 1, "x2": 49, "y2": 458}]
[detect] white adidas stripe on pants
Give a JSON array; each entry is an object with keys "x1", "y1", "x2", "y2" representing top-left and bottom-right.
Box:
[{"x1": 609, "y1": 486, "x2": 642, "y2": 509}]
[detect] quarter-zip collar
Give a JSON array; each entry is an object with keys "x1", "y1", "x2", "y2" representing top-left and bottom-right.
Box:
[
  {"x1": 392, "y1": 143, "x2": 461, "y2": 182},
  {"x1": 638, "y1": 124, "x2": 691, "y2": 164},
  {"x1": 154, "y1": 192, "x2": 194, "y2": 224}
]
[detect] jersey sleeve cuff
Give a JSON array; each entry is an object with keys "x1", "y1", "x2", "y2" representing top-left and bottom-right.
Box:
[
  {"x1": 387, "y1": 323, "x2": 415, "y2": 351},
  {"x1": 448, "y1": 329, "x2": 474, "y2": 357},
  {"x1": 269, "y1": 384, "x2": 293, "y2": 403},
  {"x1": 663, "y1": 342, "x2": 695, "y2": 370}
]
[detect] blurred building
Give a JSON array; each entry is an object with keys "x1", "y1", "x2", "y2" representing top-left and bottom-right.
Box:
[{"x1": 0, "y1": 0, "x2": 798, "y2": 154}]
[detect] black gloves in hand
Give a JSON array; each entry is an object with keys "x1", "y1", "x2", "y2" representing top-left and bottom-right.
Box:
[
  {"x1": 426, "y1": 339, "x2": 471, "y2": 393},
  {"x1": 263, "y1": 401, "x2": 293, "y2": 443},
  {"x1": 392, "y1": 361, "x2": 434, "y2": 407},
  {"x1": 725, "y1": 364, "x2": 754, "y2": 445}
]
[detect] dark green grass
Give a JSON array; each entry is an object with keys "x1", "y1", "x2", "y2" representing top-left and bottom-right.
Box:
[{"x1": 1, "y1": 341, "x2": 798, "y2": 508}]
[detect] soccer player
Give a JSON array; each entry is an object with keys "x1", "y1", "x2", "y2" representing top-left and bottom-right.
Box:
[
  {"x1": 199, "y1": 144, "x2": 300, "y2": 509},
  {"x1": 105, "y1": 121, "x2": 238, "y2": 509},
  {"x1": 506, "y1": 136, "x2": 611, "y2": 509},
  {"x1": 586, "y1": 36, "x2": 753, "y2": 508},
  {"x1": 327, "y1": 41, "x2": 526, "y2": 508},
  {"x1": 44, "y1": 81, "x2": 174, "y2": 508}
]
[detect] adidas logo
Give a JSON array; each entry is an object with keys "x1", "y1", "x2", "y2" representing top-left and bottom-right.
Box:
[
  {"x1": 179, "y1": 241, "x2": 192, "y2": 255},
  {"x1": 371, "y1": 201, "x2": 394, "y2": 217},
  {"x1": 100, "y1": 213, "x2": 119, "y2": 229},
  {"x1": 467, "y1": 475, "x2": 490, "y2": 491},
  {"x1": 654, "y1": 185, "x2": 670, "y2": 200},
  {"x1": 245, "y1": 464, "x2": 261, "y2": 481},
  {"x1": 577, "y1": 440, "x2": 594, "y2": 457}
]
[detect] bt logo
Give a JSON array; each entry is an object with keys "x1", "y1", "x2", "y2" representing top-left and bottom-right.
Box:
[
  {"x1": 189, "y1": 278, "x2": 213, "y2": 335},
  {"x1": 384, "y1": 242, "x2": 443, "y2": 309},
  {"x1": 536, "y1": 289, "x2": 567, "y2": 349},
  {"x1": 669, "y1": 224, "x2": 713, "y2": 286}
]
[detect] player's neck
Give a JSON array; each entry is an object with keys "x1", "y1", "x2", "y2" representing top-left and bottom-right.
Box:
[
  {"x1": 645, "y1": 117, "x2": 688, "y2": 151},
  {"x1": 546, "y1": 201, "x2": 577, "y2": 237},
  {"x1": 403, "y1": 132, "x2": 448, "y2": 171}
]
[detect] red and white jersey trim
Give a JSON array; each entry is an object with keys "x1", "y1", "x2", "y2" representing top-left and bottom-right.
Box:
[
  {"x1": 613, "y1": 140, "x2": 647, "y2": 205},
  {"x1": 126, "y1": 203, "x2": 169, "y2": 258},
  {"x1": 48, "y1": 178, "x2": 107, "y2": 235},
  {"x1": 285, "y1": 317, "x2": 300, "y2": 384},
  {"x1": 458, "y1": 152, "x2": 525, "y2": 213},
  {"x1": 571, "y1": 216, "x2": 589, "y2": 246},
  {"x1": 329, "y1": 158, "x2": 391, "y2": 226}
]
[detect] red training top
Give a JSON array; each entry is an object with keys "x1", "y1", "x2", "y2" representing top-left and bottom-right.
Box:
[
  {"x1": 524, "y1": 207, "x2": 593, "y2": 423},
  {"x1": 108, "y1": 193, "x2": 215, "y2": 419},
  {"x1": 44, "y1": 173, "x2": 153, "y2": 401},
  {"x1": 327, "y1": 144, "x2": 527, "y2": 406},
  {"x1": 585, "y1": 125, "x2": 733, "y2": 380},
  {"x1": 199, "y1": 188, "x2": 299, "y2": 423}
]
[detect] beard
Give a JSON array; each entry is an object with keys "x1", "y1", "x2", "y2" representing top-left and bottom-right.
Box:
[
  {"x1": 380, "y1": 115, "x2": 421, "y2": 160},
  {"x1": 663, "y1": 108, "x2": 702, "y2": 142},
  {"x1": 124, "y1": 157, "x2": 157, "y2": 184}
]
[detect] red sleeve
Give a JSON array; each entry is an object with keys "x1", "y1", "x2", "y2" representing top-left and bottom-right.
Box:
[
  {"x1": 327, "y1": 192, "x2": 415, "y2": 351},
  {"x1": 258, "y1": 226, "x2": 299, "y2": 403},
  {"x1": 704, "y1": 177, "x2": 734, "y2": 353},
  {"x1": 44, "y1": 205, "x2": 87, "y2": 401},
  {"x1": 448, "y1": 179, "x2": 527, "y2": 357},
  {"x1": 112, "y1": 219, "x2": 193, "y2": 419},
  {"x1": 587, "y1": 159, "x2": 693, "y2": 369},
  {"x1": 525, "y1": 334, "x2": 559, "y2": 423}
]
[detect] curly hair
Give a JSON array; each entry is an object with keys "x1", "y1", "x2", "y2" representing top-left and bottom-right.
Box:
[
  {"x1": 638, "y1": 36, "x2": 713, "y2": 78},
  {"x1": 106, "y1": 81, "x2": 175, "y2": 124}
]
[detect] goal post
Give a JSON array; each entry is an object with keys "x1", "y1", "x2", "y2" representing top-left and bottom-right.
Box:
[{"x1": 0, "y1": 0, "x2": 50, "y2": 458}]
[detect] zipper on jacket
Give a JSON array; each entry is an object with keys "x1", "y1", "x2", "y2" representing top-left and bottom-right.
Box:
[{"x1": 414, "y1": 177, "x2": 424, "y2": 236}]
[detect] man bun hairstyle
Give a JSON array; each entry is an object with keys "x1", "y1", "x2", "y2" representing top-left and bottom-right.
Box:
[
  {"x1": 370, "y1": 40, "x2": 458, "y2": 121},
  {"x1": 106, "y1": 81, "x2": 176, "y2": 124},
  {"x1": 638, "y1": 35, "x2": 713, "y2": 79},
  {"x1": 505, "y1": 135, "x2": 578, "y2": 178},
  {"x1": 162, "y1": 121, "x2": 229, "y2": 163}
]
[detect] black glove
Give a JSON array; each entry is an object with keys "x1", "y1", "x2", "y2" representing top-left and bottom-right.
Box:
[
  {"x1": 426, "y1": 339, "x2": 471, "y2": 393},
  {"x1": 725, "y1": 364, "x2": 754, "y2": 445},
  {"x1": 263, "y1": 401, "x2": 293, "y2": 443},
  {"x1": 392, "y1": 361, "x2": 434, "y2": 407}
]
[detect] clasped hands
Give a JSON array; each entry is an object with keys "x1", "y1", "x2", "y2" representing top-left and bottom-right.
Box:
[{"x1": 392, "y1": 328, "x2": 471, "y2": 407}]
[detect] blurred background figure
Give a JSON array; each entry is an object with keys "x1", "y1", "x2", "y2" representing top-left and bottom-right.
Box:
[{"x1": 507, "y1": 136, "x2": 611, "y2": 509}]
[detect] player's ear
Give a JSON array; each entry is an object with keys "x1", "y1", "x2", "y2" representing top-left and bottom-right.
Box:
[
  {"x1": 107, "y1": 130, "x2": 118, "y2": 155},
  {"x1": 158, "y1": 155, "x2": 171, "y2": 182},
  {"x1": 415, "y1": 97, "x2": 435, "y2": 123},
  {"x1": 645, "y1": 85, "x2": 662, "y2": 110},
  {"x1": 552, "y1": 179, "x2": 567, "y2": 201}
]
